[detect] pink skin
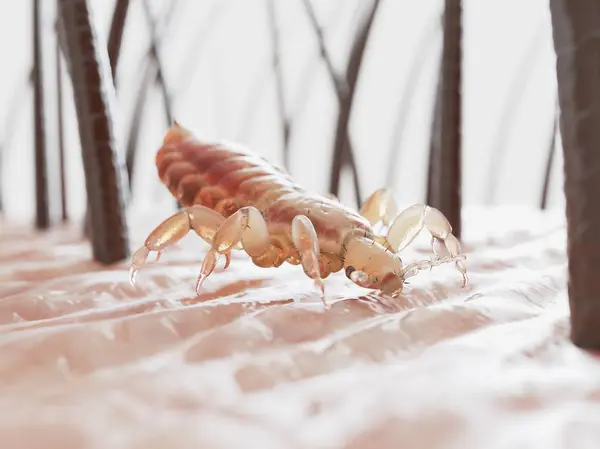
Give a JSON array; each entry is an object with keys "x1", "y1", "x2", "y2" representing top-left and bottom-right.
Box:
[{"x1": 0, "y1": 209, "x2": 584, "y2": 449}]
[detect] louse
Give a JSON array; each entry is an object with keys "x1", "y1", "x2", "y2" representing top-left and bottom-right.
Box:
[{"x1": 129, "y1": 122, "x2": 468, "y2": 302}]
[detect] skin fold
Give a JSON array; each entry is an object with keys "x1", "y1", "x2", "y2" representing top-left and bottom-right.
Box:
[{"x1": 0, "y1": 208, "x2": 586, "y2": 449}]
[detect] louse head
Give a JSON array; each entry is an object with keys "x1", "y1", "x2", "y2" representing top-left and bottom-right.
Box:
[{"x1": 342, "y1": 234, "x2": 405, "y2": 296}]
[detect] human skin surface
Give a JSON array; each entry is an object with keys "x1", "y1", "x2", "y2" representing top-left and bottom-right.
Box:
[{"x1": 0, "y1": 206, "x2": 598, "y2": 449}]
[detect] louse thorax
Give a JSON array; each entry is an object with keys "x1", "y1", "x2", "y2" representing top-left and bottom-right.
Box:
[
  {"x1": 342, "y1": 233, "x2": 405, "y2": 294},
  {"x1": 264, "y1": 193, "x2": 371, "y2": 252}
]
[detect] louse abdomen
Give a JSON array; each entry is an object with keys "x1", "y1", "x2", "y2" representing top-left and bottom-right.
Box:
[{"x1": 155, "y1": 139, "x2": 299, "y2": 212}]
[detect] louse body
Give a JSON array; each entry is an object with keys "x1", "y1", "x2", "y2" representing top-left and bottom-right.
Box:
[{"x1": 129, "y1": 123, "x2": 467, "y2": 300}]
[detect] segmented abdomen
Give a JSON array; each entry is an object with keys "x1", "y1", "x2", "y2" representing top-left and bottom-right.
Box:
[
  {"x1": 155, "y1": 133, "x2": 373, "y2": 259},
  {"x1": 156, "y1": 138, "x2": 301, "y2": 215}
]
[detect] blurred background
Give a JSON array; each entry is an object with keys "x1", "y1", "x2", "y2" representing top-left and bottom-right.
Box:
[{"x1": 0, "y1": 0, "x2": 560, "y2": 225}]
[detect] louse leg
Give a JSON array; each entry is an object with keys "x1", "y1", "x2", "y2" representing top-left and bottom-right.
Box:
[
  {"x1": 195, "y1": 206, "x2": 270, "y2": 294},
  {"x1": 291, "y1": 215, "x2": 326, "y2": 306},
  {"x1": 386, "y1": 204, "x2": 468, "y2": 287},
  {"x1": 359, "y1": 188, "x2": 398, "y2": 226},
  {"x1": 129, "y1": 205, "x2": 227, "y2": 284},
  {"x1": 401, "y1": 253, "x2": 467, "y2": 285}
]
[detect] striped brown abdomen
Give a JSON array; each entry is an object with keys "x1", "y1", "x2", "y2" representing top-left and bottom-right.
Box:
[
  {"x1": 155, "y1": 128, "x2": 374, "y2": 275},
  {"x1": 156, "y1": 137, "x2": 303, "y2": 216}
]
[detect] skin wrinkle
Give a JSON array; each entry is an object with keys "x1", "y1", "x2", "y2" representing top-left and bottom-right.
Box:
[{"x1": 0, "y1": 203, "x2": 594, "y2": 447}]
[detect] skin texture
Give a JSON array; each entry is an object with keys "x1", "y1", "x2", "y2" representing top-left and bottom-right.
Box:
[{"x1": 0, "y1": 207, "x2": 596, "y2": 449}]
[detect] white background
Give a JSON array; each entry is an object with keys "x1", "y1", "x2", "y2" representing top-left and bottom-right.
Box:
[{"x1": 0, "y1": 0, "x2": 561, "y2": 225}]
